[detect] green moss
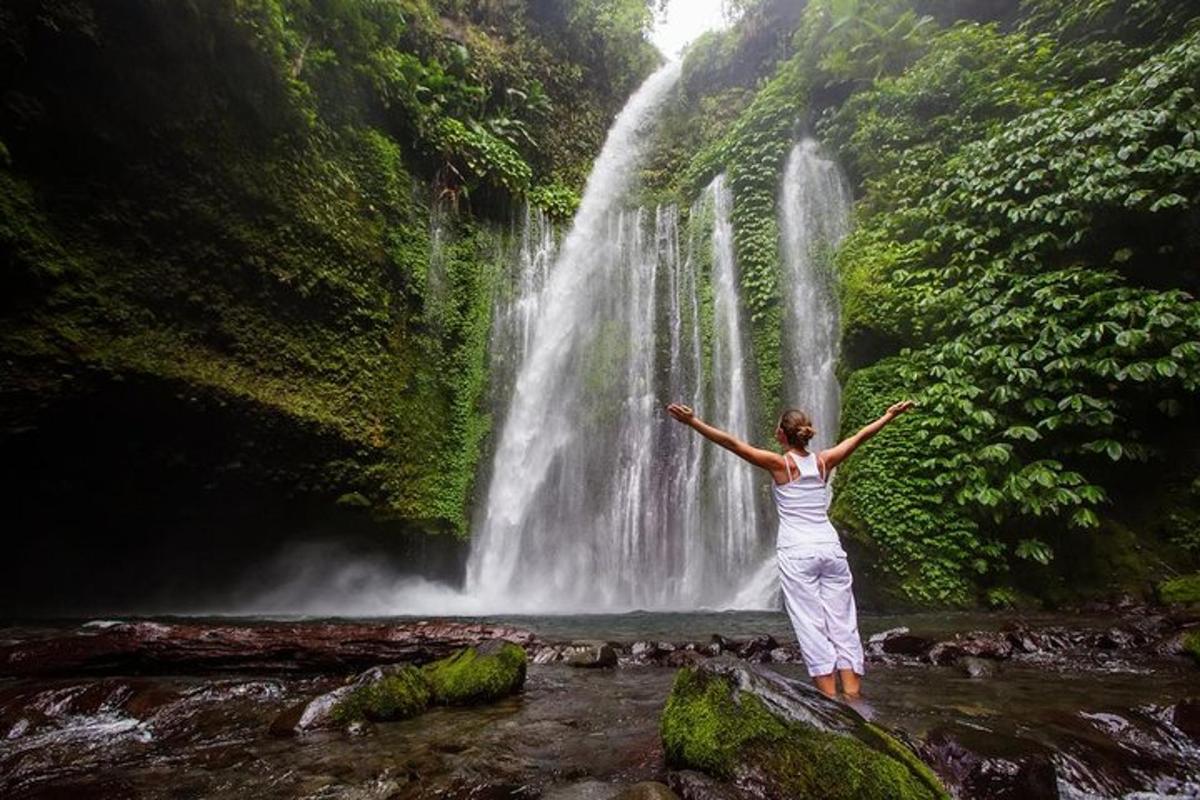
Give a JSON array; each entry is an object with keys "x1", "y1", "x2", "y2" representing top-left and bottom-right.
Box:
[
  {"x1": 660, "y1": 668, "x2": 948, "y2": 800},
  {"x1": 661, "y1": 665, "x2": 787, "y2": 777},
  {"x1": 1183, "y1": 631, "x2": 1200, "y2": 664},
  {"x1": 423, "y1": 642, "x2": 527, "y2": 706},
  {"x1": 1159, "y1": 574, "x2": 1200, "y2": 605},
  {"x1": 0, "y1": 0, "x2": 657, "y2": 538},
  {"x1": 333, "y1": 665, "x2": 431, "y2": 723}
]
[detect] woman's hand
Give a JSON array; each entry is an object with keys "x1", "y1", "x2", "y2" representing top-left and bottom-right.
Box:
[
  {"x1": 666, "y1": 403, "x2": 696, "y2": 425},
  {"x1": 885, "y1": 400, "x2": 915, "y2": 418}
]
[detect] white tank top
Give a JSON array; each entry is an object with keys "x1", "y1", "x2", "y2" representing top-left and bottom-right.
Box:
[{"x1": 772, "y1": 451, "x2": 843, "y2": 552}]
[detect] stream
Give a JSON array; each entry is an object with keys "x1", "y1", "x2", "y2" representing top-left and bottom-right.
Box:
[{"x1": 2, "y1": 610, "x2": 1197, "y2": 799}]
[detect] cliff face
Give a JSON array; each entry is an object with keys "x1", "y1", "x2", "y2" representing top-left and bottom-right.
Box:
[
  {"x1": 5, "y1": 0, "x2": 1198, "y2": 612},
  {"x1": 651, "y1": 0, "x2": 1200, "y2": 606},
  {"x1": 0, "y1": 0, "x2": 656, "y2": 611}
]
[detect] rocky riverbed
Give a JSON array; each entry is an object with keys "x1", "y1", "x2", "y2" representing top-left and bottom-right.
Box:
[{"x1": 1, "y1": 609, "x2": 1197, "y2": 799}]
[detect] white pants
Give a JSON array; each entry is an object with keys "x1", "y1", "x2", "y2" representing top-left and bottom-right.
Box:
[{"x1": 777, "y1": 546, "x2": 865, "y2": 677}]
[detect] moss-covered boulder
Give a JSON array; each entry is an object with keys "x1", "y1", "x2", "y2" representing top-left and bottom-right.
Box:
[
  {"x1": 423, "y1": 639, "x2": 527, "y2": 706},
  {"x1": 1158, "y1": 574, "x2": 1200, "y2": 605},
  {"x1": 332, "y1": 664, "x2": 431, "y2": 724},
  {"x1": 661, "y1": 659, "x2": 949, "y2": 800},
  {"x1": 1183, "y1": 632, "x2": 1200, "y2": 665}
]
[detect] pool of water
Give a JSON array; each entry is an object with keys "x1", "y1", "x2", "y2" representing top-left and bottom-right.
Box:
[{"x1": 1, "y1": 611, "x2": 1197, "y2": 799}]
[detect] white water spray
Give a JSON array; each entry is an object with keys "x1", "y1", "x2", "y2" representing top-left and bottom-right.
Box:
[{"x1": 778, "y1": 138, "x2": 853, "y2": 450}]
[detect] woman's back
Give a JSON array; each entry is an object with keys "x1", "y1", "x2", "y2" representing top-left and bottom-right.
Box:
[{"x1": 772, "y1": 450, "x2": 841, "y2": 549}]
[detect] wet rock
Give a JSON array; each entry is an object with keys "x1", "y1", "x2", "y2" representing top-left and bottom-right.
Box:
[
  {"x1": 1096, "y1": 627, "x2": 1140, "y2": 650},
  {"x1": 1172, "y1": 698, "x2": 1200, "y2": 740},
  {"x1": 630, "y1": 641, "x2": 660, "y2": 661},
  {"x1": 955, "y1": 656, "x2": 996, "y2": 679},
  {"x1": 928, "y1": 632, "x2": 1013, "y2": 665},
  {"x1": 1112, "y1": 593, "x2": 1141, "y2": 610},
  {"x1": 919, "y1": 728, "x2": 1059, "y2": 800},
  {"x1": 1123, "y1": 613, "x2": 1171, "y2": 639},
  {"x1": 664, "y1": 649, "x2": 707, "y2": 668},
  {"x1": 122, "y1": 682, "x2": 180, "y2": 719},
  {"x1": 293, "y1": 685, "x2": 355, "y2": 732},
  {"x1": 334, "y1": 664, "x2": 430, "y2": 722},
  {"x1": 668, "y1": 770, "x2": 755, "y2": 800},
  {"x1": 533, "y1": 645, "x2": 563, "y2": 664},
  {"x1": 703, "y1": 635, "x2": 732, "y2": 657},
  {"x1": 1152, "y1": 627, "x2": 1200, "y2": 658},
  {"x1": 768, "y1": 647, "x2": 798, "y2": 663},
  {"x1": 345, "y1": 719, "x2": 371, "y2": 737},
  {"x1": 1005, "y1": 628, "x2": 1043, "y2": 654},
  {"x1": 867, "y1": 627, "x2": 934, "y2": 658},
  {"x1": 0, "y1": 620, "x2": 538, "y2": 677},
  {"x1": 660, "y1": 658, "x2": 949, "y2": 799},
  {"x1": 614, "y1": 781, "x2": 680, "y2": 800},
  {"x1": 268, "y1": 701, "x2": 308, "y2": 736},
  {"x1": 736, "y1": 634, "x2": 777, "y2": 662},
  {"x1": 561, "y1": 641, "x2": 617, "y2": 668},
  {"x1": 424, "y1": 640, "x2": 527, "y2": 704}
]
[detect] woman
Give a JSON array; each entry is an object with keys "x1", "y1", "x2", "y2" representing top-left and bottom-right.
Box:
[{"x1": 666, "y1": 399, "x2": 914, "y2": 698}]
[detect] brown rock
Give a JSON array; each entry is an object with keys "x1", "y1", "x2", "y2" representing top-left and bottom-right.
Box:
[
  {"x1": 1173, "y1": 698, "x2": 1200, "y2": 740},
  {"x1": 0, "y1": 620, "x2": 538, "y2": 677},
  {"x1": 614, "y1": 781, "x2": 680, "y2": 800}
]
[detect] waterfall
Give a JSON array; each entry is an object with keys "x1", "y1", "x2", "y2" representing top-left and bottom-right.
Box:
[
  {"x1": 486, "y1": 205, "x2": 557, "y2": 414},
  {"x1": 466, "y1": 62, "x2": 684, "y2": 610},
  {"x1": 777, "y1": 138, "x2": 853, "y2": 450},
  {"x1": 465, "y1": 58, "x2": 775, "y2": 611},
  {"x1": 692, "y1": 174, "x2": 769, "y2": 605}
]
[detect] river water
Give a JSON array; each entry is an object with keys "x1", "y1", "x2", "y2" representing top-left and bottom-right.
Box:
[{"x1": 2, "y1": 610, "x2": 1197, "y2": 799}]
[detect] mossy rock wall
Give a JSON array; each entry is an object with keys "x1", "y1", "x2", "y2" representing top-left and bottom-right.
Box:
[{"x1": 0, "y1": 0, "x2": 657, "y2": 600}]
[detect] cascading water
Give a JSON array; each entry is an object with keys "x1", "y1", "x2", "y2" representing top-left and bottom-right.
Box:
[
  {"x1": 232, "y1": 123, "x2": 854, "y2": 616},
  {"x1": 466, "y1": 59, "x2": 774, "y2": 611},
  {"x1": 777, "y1": 138, "x2": 853, "y2": 450},
  {"x1": 725, "y1": 138, "x2": 853, "y2": 612},
  {"x1": 486, "y1": 205, "x2": 558, "y2": 412},
  {"x1": 689, "y1": 174, "x2": 769, "y2": 605},
  {"x1": 466, "y1": 62, "x2": 685, "y2": 611}
]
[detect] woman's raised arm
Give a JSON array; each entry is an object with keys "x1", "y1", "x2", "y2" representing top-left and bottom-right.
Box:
[
  {"x1": 666, "y1": 403, "x2": 784, "y2": 473},
  {"x1": 819, "y1": 400, "x2": 914, "y2": 473}
]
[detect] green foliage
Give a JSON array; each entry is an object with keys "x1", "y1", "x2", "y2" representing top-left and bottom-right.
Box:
[
  {"x1": 1164, "y1": 477, "x2": 1200, "y2": 557},
  {"x1": 799, "y1": 0, "x2": 936, "y2": 90},
  {"x1": 429, "y1": 115, "x2": 532, "y2": 194},
  {"x1": 682, "y1": 54, "x2": 808, "y2": 424},
  {"x1": 1158, "y1": 573, "x2": 1200, "y2": 605},
  {"x1": 828, "y1": 16, "x2": 1200, "y2": 602},
  {"x1": 527, "y1": 181, "x2": 581, "y2": 220},
  {"x1": 0, "y1": 0, "x2": 657, "y2": 535},
  {"x1": 1018, "y1": 0, "x2": 1200, "y2": 50},
  {"x1": 820, "y1": 22, "x2": 1060, "y2": 191},
  {"x1": 660, "y1": 667, "x2": 948, "y2": 799},
  {"x1": 832, "y1": 361, "x2": 982, "y2": 604},
  {"x1": 333, "y1": 665, "x2": 431, "y2": 723},
  {"x1": 422, "y1": 641, "x2": 527, "y2": 705}
]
